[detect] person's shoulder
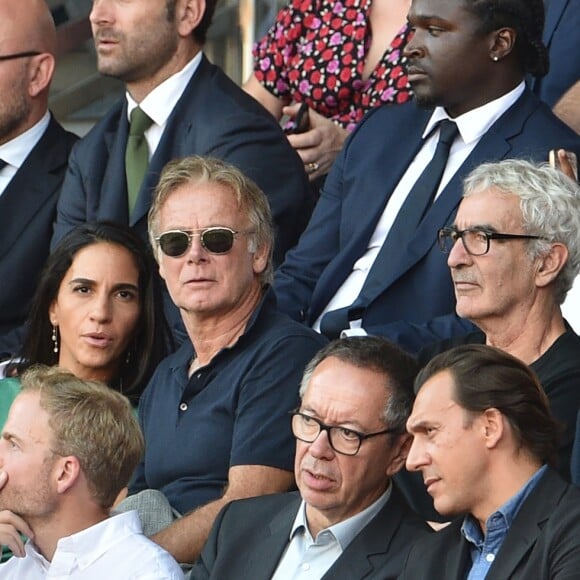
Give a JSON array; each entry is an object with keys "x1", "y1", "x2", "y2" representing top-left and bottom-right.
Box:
[
  {"x1": 190, "y1": 57, "x2": 279, "y2": 123},
  {"x1": 121, "y1": 536, "x2": 184, "y2": 579},
  {"x1": 513, "y1": 89, "x2": 579, "y2": 139},
  {"x1": 219, "y1": 491, "x2": 300, "y2": 526}
]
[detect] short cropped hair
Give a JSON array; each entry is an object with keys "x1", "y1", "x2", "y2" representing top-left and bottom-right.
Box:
[
  {"x1": 464, "y1": 0, "x2": 548, "y2": 76},
  {"x1": 300, "y1": 337, "x2": 419, "y2": 434},
  {"x1": 21, "y1": 366, "x2": 144, "y2": 509},
  {"x1": 415, "y1": 344, "x2": 560, "y2": 465},
  {"x1": 149, "y1": 156, "x2": 274, "y2": 285},
  {"x1": 463, "y1": 159, "x2": 580, "y2": 304}
]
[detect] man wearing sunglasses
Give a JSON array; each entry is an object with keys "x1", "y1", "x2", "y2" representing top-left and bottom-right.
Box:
[
  {"x1": 118, "y1": 156, "x2": 326, "y2": 566},
  {"x1": 52, "y1": 0, "x2": 313, "y2": 348},
  {"x1": 190, "y1": 337, "x2": 431, "y2": 580},
  {"x1": 402, "y1": 160, "x2": 580, "y2": 522},
  {"x1": 0, "y1": 0, "x2": 78, "y2": 359}
]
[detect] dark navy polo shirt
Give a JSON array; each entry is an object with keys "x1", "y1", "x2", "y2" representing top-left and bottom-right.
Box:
[{"x1": 130, "y1": 289, "x2": 327, "y2": 514}]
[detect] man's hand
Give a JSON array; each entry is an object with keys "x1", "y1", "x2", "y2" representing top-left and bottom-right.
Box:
[
  {"x1": 0, "y1": 471, "x2": 33, "y2": 558},
  {"x1": 284, "y1": 103, "x2": 349, "y2": 181}
]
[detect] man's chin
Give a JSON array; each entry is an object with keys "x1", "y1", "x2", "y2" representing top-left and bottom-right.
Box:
[{"x1": 413, "y1": 92, "x2": 439, "y2": 110}]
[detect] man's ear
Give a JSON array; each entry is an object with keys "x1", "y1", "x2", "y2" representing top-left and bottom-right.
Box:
[
  {"x1": 27, "y1": 53, "x2": 55, "y2": 98},
  {"x1": 489, "y1": 27, "x2": 517, "y2": 61},
  {"x1": 176, "y1": 0, "x2": 206, "y2": 39},
  {"x1": 54, "y1": 456, "x2": 82, "y2": 495},
  {"x1": 535, "y1": 243, "x2": 568, "y2": 288},
  {"x1": 386, "y1": 434, "x2": 412, "y2": 477},
  {"x1": 481, "y1": 408, "x2": 504, "y2": 450}
]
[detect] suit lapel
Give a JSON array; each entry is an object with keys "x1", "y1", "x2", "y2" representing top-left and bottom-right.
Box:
[
  {"x1": 543, "y1": 0, "x2": 568, "y2": 46},
  {"x1": 243, "y1": 494, "x2": 300, "y2": 578},
  {"x1": 101, "y1": 101, "x2": 131, "y2": 224},
  {"x1": 309, "y1": 108, "x2": 431, "y2": 321},
  {"x1": 322, "y1": 493, "x2": 400, "y2": 579},
  {"x1": 486, "y1": 469, "x2": 566, "y2": 578},
  {"x1": 0, "y1": 117, "x2": 69, "y2": 260}
]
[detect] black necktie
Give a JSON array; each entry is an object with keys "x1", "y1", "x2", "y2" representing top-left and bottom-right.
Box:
[
  {"x1": 0, "y1": 158, "x2": 7, "y2": 171},
  {"x1": 320, "y1": 120, "x2": 459, "y2": 339},
  {"x1": 125, "y1": 107, "x2": 153, "y2": 216}
]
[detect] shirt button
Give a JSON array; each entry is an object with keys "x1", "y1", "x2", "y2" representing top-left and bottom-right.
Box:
[
  {"x1": 302, "y1": 563, "x2": 310, "y2": 571},
  {"x1": 486, "y1": 553, "x2": 495, "y2": 562},
  {"x1": 179, "y1": 402, "x2": 188, "y2": 411}
]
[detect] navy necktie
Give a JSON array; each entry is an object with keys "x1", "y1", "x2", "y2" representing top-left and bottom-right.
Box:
[
  {"x1": 320, "y1": 120, "x2": 459, "y2": 339},
  {"x1": 0, "y1": 158, "x2": 7, "y2": 171}
]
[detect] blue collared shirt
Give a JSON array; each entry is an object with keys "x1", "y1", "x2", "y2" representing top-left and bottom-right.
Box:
[{"x1": 462, "y1": 465, "x2": 547, "y2": 580}]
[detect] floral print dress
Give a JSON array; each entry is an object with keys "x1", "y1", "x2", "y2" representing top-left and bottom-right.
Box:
[{"x1": 253, "y1": 0, "x2": 413, "y2": 132}]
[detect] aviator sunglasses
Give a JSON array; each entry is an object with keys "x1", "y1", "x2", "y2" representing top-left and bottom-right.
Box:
[{"x1": 155, "y1": 227, "x2": 248, "y2": 257}]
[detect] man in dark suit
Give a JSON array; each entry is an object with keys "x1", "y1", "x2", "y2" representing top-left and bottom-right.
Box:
[
  {"x1": 0, "y1": 0, "x2": 78, "y2": 358},
  {"x1": 190, "y1": 337, "x2": 431, "y2": 580},
  {"x1": 274, "y1": 0, "x2": 580, "y2": 353},
  {"x1": 53, "y1": 0, "x2": 312, "y2": 340},
  {"x1": 402, "y1": 344, "x2": 580, "y2": 579}
]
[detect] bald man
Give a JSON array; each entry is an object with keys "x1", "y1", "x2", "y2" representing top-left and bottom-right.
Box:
[{"x1": 0, "y1": 0, "x2": 78, "y2": 358}]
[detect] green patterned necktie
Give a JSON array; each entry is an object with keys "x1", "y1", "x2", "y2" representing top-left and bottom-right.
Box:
[{"x1": 125, "y1": 106, "x2": 153, "y2": 215}]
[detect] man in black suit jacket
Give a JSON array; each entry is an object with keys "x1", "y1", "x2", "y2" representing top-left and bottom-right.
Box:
[
  {"x1": 0, "y1": 0, "x2": 78, "y2": 358},
  {"x1": 190, "y1": 337, "x2": 431, "y2": 580},
  {"x1": 53, "y1": 0, "x2": 311, "y2": 284},
  {"x1": 402, "y1": 344, "x2": 580, "y2": 579},
  {"x1": 274, "y1": 0, "x2": 580, "y2": 352}
]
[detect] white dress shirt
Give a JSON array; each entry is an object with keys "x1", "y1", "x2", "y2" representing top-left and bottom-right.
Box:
[
  {"x1": 0, "y1": 511, "x2": 183, "y2": 579},
  {"x1": 126, "y1": 52, "x2": 203, "y2": 158},
  {"x1": 0, "y1": 111, "x2": 50, "y2": 197},
  {"x1": 313, "y1": 82, "x2": 526, "y2": 331},
  {"x1": 271, "y1": 485, "x2": 391, "y2": 579}
]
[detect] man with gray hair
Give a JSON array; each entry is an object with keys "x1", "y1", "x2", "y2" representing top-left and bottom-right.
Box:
[
  {"x1": 0, "y1": 366, "x2": 182, "y2": 578},
  {"x1": 190, "y1": 337, "x2": 431, "y2": 580},
  {"x1": 125, "y1": 156, "x2": 326, "y2": 565},
  {"x1": 425, "y1": 158, "x2": 580, "y2": 478}
]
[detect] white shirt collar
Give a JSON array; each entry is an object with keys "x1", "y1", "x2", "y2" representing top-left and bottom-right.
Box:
[
  {"x1": 423, "y1": 81, "x2": 526, "y2": 145},
  {"x1": 126, "y1": 52, "x2": 202, "y2": 127},
  {"x1": 0, "y1": 111, "x2": 50, "y2": 169},
  {"x1": 24, "y1": 511, "x2": 142, "y2": 572},
  {"x1": 290, "y1": 482, "x2": 392, "y2": 550}
]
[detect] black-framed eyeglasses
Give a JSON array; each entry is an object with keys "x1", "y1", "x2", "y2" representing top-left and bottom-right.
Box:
[
  {"x1": 0, "y1": 51, "x2": 42, "y2": 62},
  {"x1": 291, "y1": 411, "x2": 398, "y2": 456},
  {"x1": 438, "y1": 226, "x2": 547, "y2": 257},
  {"x1": 155, "y1": 227, "x2": 251, "y2": 257}
]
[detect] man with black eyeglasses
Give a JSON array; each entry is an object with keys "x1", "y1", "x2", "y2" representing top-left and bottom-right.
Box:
[
  {"x1": 190, "y1": 337, "x2": 431, "y2": 580},
  {"x1": 0, "y1": 0, "x2": 78, "y2": 359},
  {"x1": 419, "y1": 158, "x2": 580, "y2": 487},
  {"x1": 115, "y1": 156, "x2": 326, "y2": 567}
]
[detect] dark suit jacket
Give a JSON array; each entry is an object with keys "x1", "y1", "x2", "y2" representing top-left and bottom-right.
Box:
[
  {"x1": 0, "y1": 116, "x2": 78, "y2": 357},
  {"x1": 274, "y1": 89, "x2": 580, "y2": 352},
  {"x1": 532, "y1": 0, "x2": 580, "y2": 107},
  {"x1": 53, "y1": 55, "x2": 312, "y2": 266},
  {"x1": 400, "y1": 468, "x2": 580, "y2": 579},
  {"x1": 190, "y1": 486, "x2": 431, "y2": 580}
]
